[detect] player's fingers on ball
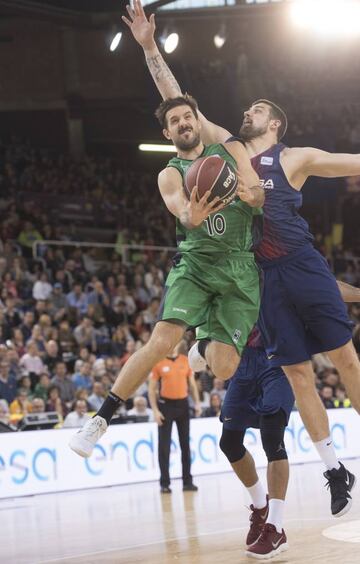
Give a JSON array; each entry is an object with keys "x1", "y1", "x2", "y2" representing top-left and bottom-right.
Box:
[
  {"x1": 190, "y1": 186, "x2": 199, "y2": 202},
  {"x1": 212, "y1": 200, "x2": 226, "y2": 212},
  {"x1": 200, "y1": 190, "x2": 212, "y2": 205},
  {"x1": 208, "y1": 195, "x2": 220, "y2": 209}
]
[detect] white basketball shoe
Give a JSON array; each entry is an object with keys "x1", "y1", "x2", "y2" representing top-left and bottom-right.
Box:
[
  {"x1": 69, "y1": 415, "x2": 107, "y2": 458},
  {"x1": 188, "y1": 341, "x2": 207, "y2": 372}
]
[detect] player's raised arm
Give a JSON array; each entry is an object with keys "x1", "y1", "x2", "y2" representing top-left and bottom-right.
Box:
[
  {"x1": 284, "y1": 146, "x2": 360, "y2": 189},
  {"x1": 337, "y1": 280, "x2": 360, "y2": 302},
  {"x1": 224, "y1": 141, "x2": 264, "y2": 207},
  {"x1": 123, "y1": 0, "x2": 181, "y2": 99},
  {"x1": 122, "y1": 0, "x2": 231, "y2": 145},
  {"x1": 158, "y1": 167, "x2": 224, "y2": 229}
]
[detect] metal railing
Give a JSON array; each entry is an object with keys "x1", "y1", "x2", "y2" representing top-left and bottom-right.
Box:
[{"x1": 32, "y1": 239, "x2": 177, "y2": 265}]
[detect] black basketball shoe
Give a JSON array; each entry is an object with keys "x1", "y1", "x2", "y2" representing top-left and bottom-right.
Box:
[{"x1": 323, "y1": 462, "x2": 356, "y2": 517}]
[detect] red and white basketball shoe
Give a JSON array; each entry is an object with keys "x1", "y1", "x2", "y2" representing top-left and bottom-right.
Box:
[
  {"x1": 245, "y1": 523, "x2": 288, "y2": 560},
  {"x1": 246, "y1": 496, "x2": 269, "y2": 547}
]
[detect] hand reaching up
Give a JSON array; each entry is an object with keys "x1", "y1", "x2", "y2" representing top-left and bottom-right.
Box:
[{"x1": 122, "y1": 0, "x2": 156, "y2": 50}]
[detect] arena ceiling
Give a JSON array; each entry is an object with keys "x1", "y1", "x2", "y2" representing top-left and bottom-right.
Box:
[
  {"x1": 0, "y1": 0, "x2": 239, "y2": 14},
  {"x1": 0, "y1": 0, "x2": 281, "y2": 25}
]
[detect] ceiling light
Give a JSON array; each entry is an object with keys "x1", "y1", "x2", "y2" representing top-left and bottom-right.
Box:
[
  {"x1": 139, "y1": 144, "x2": 177, "y2": 153},
  {"x1": 214, "y1": 25, "x2": 226, "y2": 49},
  {"x1": 110, "y1": 32, "x2": 122, "y2": 52},
  {"x1": 290, "y1": 0, "x2": 360, "y2": 37},
  {"x1": 164, "y1": 32, "x2": 179, "y2": 54}
]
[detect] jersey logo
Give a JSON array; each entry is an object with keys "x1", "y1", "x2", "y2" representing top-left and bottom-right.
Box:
[
  {"x1": 232, "y1": 329, "x2": 242, "y2": 344},
  {"x1": 261, "y1": 156, "x2": 273, "y2": 166},
  {"x1": 272, "y1": 538, "x2": 283, "y2": 549},
  {"x1": 259, "y1": 179, "x2": 274, "y2": 190},
  {"x1": 173, "y1": 307, "x2": 188, "y2": 314},
  {"x1": 223, "y1": 166, "x2": 236, "y2": 189}
]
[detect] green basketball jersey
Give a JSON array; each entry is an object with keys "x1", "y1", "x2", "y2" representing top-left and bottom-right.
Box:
[{"x1": 167, "y1": 143, "x2": 262, "y2": 256}]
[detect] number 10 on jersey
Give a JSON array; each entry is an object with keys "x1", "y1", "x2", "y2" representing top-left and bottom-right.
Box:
[{"x1": 205, "y1": 213, "x2": 226, "y2": 236}]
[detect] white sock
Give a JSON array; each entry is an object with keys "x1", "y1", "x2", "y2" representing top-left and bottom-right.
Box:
[
  {"x1": 267, "y1": 498, "x2": 284, "y2": 533},
  {"x1": 314, "y1": 437, "x2": 341, "y2": 471},
  {"x1": 247, "y1": 480, "x2": 267, "y2": 509}
]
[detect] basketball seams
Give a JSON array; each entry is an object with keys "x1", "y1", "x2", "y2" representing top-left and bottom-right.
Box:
[
  {"x1": 206, "y1": 158, "x2": 226, "y2": 197},
  {"x1": 212, "y1": 164, "x2": 238, "y2": 204},
  {"x1": 219, "y1": 165, "x2": 238, "y2": 202},
  {"x1": 184, "y1": 155, "x2": 237, "y2": 204},
  {"x1": 195, "y1": 156, "x2": 219, "y2": 199},
  {"x1": 184, "y1": 173, "x2": 191, "y2": 199}
]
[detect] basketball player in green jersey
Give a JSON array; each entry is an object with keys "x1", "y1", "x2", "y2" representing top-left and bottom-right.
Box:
[{"x1": 70, "y1": 94, "x2": 264, "y2": 459}]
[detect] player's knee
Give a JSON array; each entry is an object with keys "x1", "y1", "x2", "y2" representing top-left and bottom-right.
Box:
[
  {"x1": 148, "y1": 327, "x2": 180, "y2": 357},
  {"x1": 284, "y1": 364, "x2": 314, "y2": 391},
  {"x1": 328, "y1": 341, "x2": 359, "y2": 373},
  {"x1": 219, "y1": 428, "x2": 246, "y2": 463},
  {"x1": 260, "y1": 411, "x2": 288, "y2": 462},
  {"x1": 211, "y1": 349, "x2": 240, "y2": 380}
]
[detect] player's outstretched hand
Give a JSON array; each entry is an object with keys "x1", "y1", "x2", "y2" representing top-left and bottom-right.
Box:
[
  {"x1": 122, "y1": 0, "x2": 156, "y2": 50},
  {"x1": 187, "y1": 187, "x2": 225, "y2": 227}
]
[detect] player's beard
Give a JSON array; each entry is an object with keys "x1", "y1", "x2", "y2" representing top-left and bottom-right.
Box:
[
  {"x1": 175, "y1": 129, "x2": 201, "y2": 152},
  {"x1": 239, "y1": 121, "x2": 268, "y2": 142}
]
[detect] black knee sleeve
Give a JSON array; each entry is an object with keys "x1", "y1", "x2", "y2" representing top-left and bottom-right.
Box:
[
  {"x1": 219, "y1": 427, "x2": 247, "y2": 463},
  {"x1": 260, "y1": 410, "x2": 288, "y2": 462}
]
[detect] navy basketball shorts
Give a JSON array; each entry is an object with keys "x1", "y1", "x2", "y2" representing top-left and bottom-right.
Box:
[
  {"x1": 258, "y1": 245, "x2": 353, "y2": 367},
  {"x1": 220, "y1": 346, "x2": 294, "y2": 431}
]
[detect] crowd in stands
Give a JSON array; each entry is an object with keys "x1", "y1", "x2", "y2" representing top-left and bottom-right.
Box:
[
  {"x1": 0, "y1": 138, "x2": 174, "y2": 248},
  {"x1": 0, "y1": 134, "x2": 359, "y2": 431}
]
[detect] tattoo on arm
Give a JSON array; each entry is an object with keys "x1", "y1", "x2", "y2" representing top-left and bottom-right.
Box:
[{"x1": 146, "y1": 53, "x2": 182, "y2": 97}]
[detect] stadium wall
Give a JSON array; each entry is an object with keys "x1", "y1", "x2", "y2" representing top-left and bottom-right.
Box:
[{"x1": 0, "y1": 409, "x2": 359, "y2": 499}]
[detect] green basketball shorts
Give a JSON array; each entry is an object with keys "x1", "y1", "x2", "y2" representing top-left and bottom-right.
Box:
[{"x1": 158, "y1": 251, "x2": 261, "y2": 354}]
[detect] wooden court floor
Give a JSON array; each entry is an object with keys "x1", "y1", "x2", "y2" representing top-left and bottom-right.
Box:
[{"x1": 1, "y1": 459, "x2": 360, "y2": 564}]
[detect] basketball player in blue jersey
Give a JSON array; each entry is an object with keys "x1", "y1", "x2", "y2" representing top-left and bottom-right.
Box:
[
  {"x1": 220, "y1": 325, "x2": 294, "y2": 559},
  {"x1": 193, "y1": 281, "x2": 360, "y2": 560},
  {"x1": 124, "y1": 0, "x2": 360, "y2": 526}
]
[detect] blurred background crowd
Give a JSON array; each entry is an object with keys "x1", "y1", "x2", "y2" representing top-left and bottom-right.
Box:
[
  {"x1": 0, "y1": 136, "x2": 359, "y2": 431},
  {"x1": 1, "y1": 0, "x2": 360, "y2": 431}
]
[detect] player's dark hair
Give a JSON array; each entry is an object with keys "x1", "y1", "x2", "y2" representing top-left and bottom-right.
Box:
[
  {"x1": 155, "y1": 94, "x2": 199, "y2": 129},
  {"x1": 252, "y1": 99, "x2": 288, "y2": 140}
]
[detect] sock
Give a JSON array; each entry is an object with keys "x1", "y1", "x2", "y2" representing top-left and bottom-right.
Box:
[
  {"x1": 247, "y1": 479, "x2": 267, "y2": 509},
  {"x1": 267, "y1": 498, "x2": 284, "y2": 533},
  {"x1": 198, "y1": 339, "x2": 210, "y2": 359},
  {"x1": 314, "y1": 437, "x2": 341, "y2": 471},
  {"x1": 97, "y1": 391, "x2": 123, "y2": 425}
]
